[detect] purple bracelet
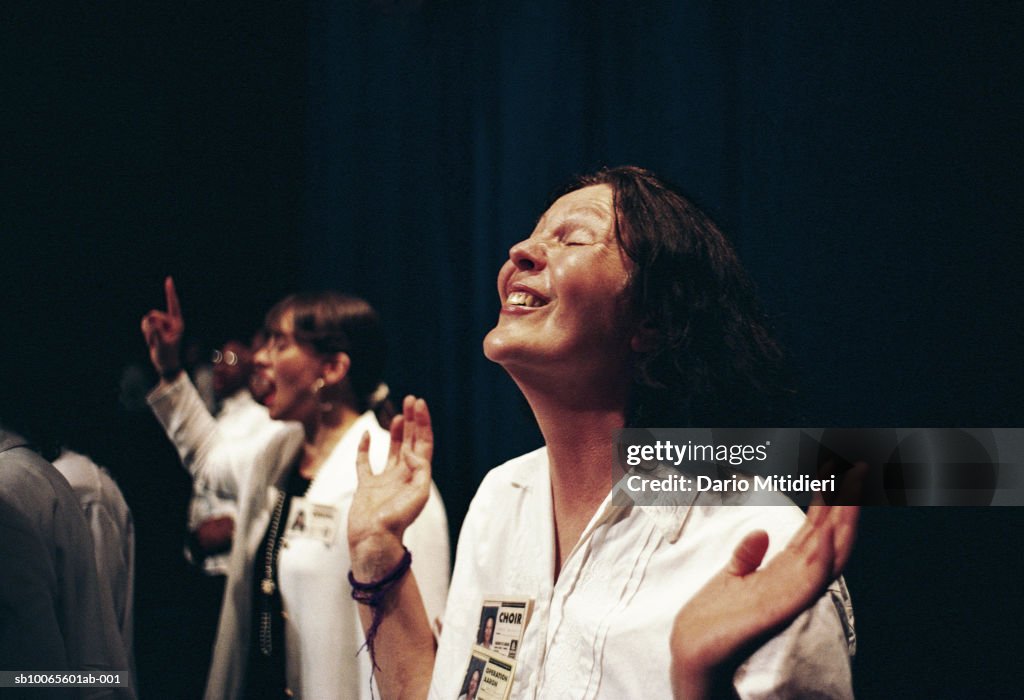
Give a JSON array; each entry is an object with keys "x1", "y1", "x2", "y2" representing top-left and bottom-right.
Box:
[{"x1": 349, "y1": 547, "x2": 412, "y2": 672}]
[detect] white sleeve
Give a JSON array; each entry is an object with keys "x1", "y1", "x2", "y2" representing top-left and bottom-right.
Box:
[
  {"x1": 733, "y1": 578, "x2": 855, "y2": 699},
  {"x1": 147, "y1": 373, "x2": 301, "y2": 498}
]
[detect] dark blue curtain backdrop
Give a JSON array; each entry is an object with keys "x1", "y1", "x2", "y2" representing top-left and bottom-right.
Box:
[
  {"x1": 304, "y1": 3, "x2": 1021, "y2": 485},
  {"x1": 303, "y1": 2, "x2": 1022, "y2": 697}
]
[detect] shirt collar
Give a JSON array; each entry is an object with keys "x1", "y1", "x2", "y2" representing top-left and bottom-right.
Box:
[
  {"x1": 501, "y1": 446, "x2": 549, "y2": 491},
  {"x1": 607, "y1": 478, "x2": 698, "y2": 544},
  {"x1": 0, "y1": 427, "x2": 30, "y2": 454},
  {"x1": 511, "y1": 447, "x2": 697, "y2": 545},
  {"x1": 220, "y1": 387, "x2": 255, "y2": 411}
]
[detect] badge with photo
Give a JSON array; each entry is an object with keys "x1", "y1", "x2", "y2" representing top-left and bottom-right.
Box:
[
  {"x1": 477, "y1": 597, "x2": 532, "y2": 659},
  {"x1": 457, "y1": 646, "x2": 515, "y2": 700}
]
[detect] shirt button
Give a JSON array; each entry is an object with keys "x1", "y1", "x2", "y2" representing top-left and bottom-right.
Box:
[
  {"x1": 284, "y1": 689, "x2": 293, "y2": 697},
  {"x1": 281, "y1": 611, "x2": 290, "y2": 620}
]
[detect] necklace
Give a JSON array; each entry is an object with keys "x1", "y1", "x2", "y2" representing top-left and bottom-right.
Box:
[{"x1": 258, "y1": 489, "x2": 288, "y2": 656}]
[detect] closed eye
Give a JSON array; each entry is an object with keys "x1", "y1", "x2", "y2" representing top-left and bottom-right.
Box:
[{"x1": 559, "y1": 227, "x2": 596, "y2": 246}]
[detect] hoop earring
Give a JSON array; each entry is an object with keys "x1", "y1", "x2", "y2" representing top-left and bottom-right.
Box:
[{"x1": 313, "y1": 378, "x2": 334, "y2": 413}]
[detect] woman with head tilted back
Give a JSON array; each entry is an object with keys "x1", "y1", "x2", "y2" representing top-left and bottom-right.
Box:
[
  {"x1": 141, "y1": 285, "x2": 450, "y2": 699},
  {"x1": 347, "y1": 166, "x2": 857, "y2": 699}
]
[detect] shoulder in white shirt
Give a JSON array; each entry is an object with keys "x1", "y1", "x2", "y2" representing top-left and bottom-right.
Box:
[{"x1": 432, "y1": 448, "x2": 854, "y2": 700}]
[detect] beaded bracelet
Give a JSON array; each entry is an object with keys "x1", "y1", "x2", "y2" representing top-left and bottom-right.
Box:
[{"x1": 349, "y1": 547, "x2": 412, "y2": 671}]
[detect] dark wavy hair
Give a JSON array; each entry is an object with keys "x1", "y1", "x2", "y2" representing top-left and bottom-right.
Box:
[
  {"x1": 264, "y1": 292, "x2": 395, "y2": 426},
  {"x1": 562, "y1": 166, "x2": 790, "y2": 427}
]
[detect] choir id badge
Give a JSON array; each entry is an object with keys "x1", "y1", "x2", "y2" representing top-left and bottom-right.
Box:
[
  {"x1": 476, "y1": 597, "x2": 533, "y2": 659},
  {"x1": 456, "y1": 646, "x2": 516, "y2": 700},
  {"x1": 283, "y1": 497, "x2": 338, "y2": 547}
]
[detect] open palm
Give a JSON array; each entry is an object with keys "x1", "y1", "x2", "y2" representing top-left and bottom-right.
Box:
[{"x1": 348, "y1": 396, "x2": 434, "y2": 579}]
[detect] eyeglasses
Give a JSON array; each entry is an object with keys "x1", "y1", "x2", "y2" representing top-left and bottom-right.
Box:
[
  {"x1": 260, "y1": 330, "x2": 333, "y2": 356},
  {"x1": 211, "y1": 349, "x2": 240, "y2": 366},
  {"x1": 264, "y1": 331, "x2": 296, "y2": 355}
]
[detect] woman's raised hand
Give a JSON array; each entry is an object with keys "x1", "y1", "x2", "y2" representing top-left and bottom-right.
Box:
[
  {"x1": 670, "y1": 503, "x2": 860, "y2": 699},
  {"x1": 140, "y1": 276, "x2": 184, "y2": 377},
  {"x1": 348, "y1": 395, "x2": 434, "y2": 580}
]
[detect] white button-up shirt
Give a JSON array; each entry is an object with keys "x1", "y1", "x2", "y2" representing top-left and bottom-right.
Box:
[
  {"x1": 185, "y1": 387, "x2": 278, "y2": 575},
  {"x1": 431, "y1": 448, "x2": 854, "y2": 699}
]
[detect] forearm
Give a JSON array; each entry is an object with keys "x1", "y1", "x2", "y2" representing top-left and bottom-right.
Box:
[
  {"x1": 147, "y1": 372, "x2": 221, "y2": 474},
  {"x1": 147, "y1": 373, "x2": 278, "y2": 495},
  {"x1": 670, "y1": 620, "x2": 730, "y2": 700},
  {"x1": 357, "y1": 572, "x2": 436, "y2": 700},
  {"x1": 352, "y1": 537, "x2": 436, "y2": 700},
  {"x1": 671, "y1": 655, "x2": 730, "y2": 700}
]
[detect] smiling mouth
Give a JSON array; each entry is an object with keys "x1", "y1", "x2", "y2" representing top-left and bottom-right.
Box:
[{"x1": 506, "y1": 291, "x2": 548, "y2": 308}]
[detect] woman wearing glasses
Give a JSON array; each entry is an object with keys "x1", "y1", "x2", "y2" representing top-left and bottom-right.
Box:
[{"x1": 142, "y1": 283, "x2": 450, "y2": 699}]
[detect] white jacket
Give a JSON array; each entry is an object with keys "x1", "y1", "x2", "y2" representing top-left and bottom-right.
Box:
[{"x1": 149, "y1": 373, "x2": 450, "y2": 699}]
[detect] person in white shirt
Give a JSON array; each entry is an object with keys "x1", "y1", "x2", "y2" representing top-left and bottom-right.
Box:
[
  {"x1": 0, "y1": 424, "x2": 134, "y2": 699},
  {"x1": 162, "y1": 334, "x2": 281, "y2": 687},
  {"x1": 346, "y1": 166, "x2": 858, "y2": 699},
  {"x1": 141, "y1": 280, "x2": 450, "y2": 700},
  {"x1": 185, "y1": 338, "x2": 276, "y2": 575},
  {"x1": 52, "y1": 448, "x2": 136, "y2": 683}
]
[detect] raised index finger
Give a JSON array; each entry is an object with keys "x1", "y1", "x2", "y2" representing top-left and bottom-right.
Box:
[{"x1": 165, "y1": 276, "x2": 182, "y2": 319}]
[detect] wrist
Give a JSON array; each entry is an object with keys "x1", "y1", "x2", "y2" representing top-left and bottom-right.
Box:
[
  {"x1": 669, "y1": 640, "x2": 734, "y2": 700},
  {"x1": 671, "y1": 656, "x2": 711, "y2": 700},
  {"x1": 159, "y1": 366, "x2": 182, "y2": 381},
  {"x1": 350, "y1": 532, "x2": 406, "y2": 582},
  {"x1": 349, "y1": 546, "x2": 412, "y2": 603}
]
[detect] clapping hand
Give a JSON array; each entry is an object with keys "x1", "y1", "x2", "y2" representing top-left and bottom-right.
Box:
[{"x1": 670, "y1": 490, "x2": 861, "y2": 699}]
